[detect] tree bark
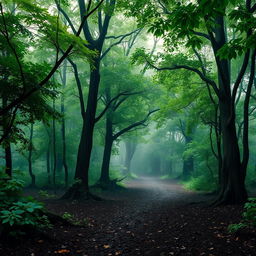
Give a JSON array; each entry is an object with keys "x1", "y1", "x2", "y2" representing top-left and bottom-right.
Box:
[
  {"x1": 124, "y1": 141, "x2": 137, "y2": 175},
  {"x1": 99, "y1": 114, "x2": 113, "y2": 186},
  {"x1": 182, "y1": 136, "x2": 194, "y2": 179},
  {"x1": 4, "y1": 143, "x2": 12, "y2": 178},
  {"x1": 52, "y1": 99, "x2": 57, "y2": 190},
  {"x1": 211, "y1": 16, "x2": 247, "y2": 204},
  {"x1": 74, "y1": 57, "x2": 101, "y2": 191},
  {"x1": 61, "y1": 60, "x2": 69, "y2": 188},
  {"x1": 28, "y1": 123, "x2": 35, "y2": 187}
]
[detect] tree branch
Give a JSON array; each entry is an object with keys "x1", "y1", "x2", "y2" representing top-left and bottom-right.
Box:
[
  {"x1": 191, "y1": 30, "x2": 210, "y2": 40},
  {"x1": 101, "y1": 29, "x2": 140, "y2": 59},
  {"x1": 95, "y1": 91, "x2": 142, "y2": 123},
  {"x1": 0, "y1": 0, "x2": 104, "y2": 117},
  {"x1": 231, "y1": 50, "x2": 250, "y2": 104},
  {"x1": 251, "y1": 3, "x2": 256, "y2": 12},
  {"x1": 146, "y1": 60, "x2": 220, "y2": 97},
  {"x1": 113, "y1": 109, "x2": 159, "y2": 140},
  {"x1": 55, "y1": 0, "x2": 77, "y2": 34},
  {"x1": 66, "y1": 56, "x2": 86, "y2": 118}
]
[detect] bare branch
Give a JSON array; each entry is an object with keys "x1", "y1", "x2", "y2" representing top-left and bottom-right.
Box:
[
  {"x1": 95, "y1": 91, "x2": 142, "y2": 123},
  {"x1": 101, "y1": 29, "x2": 141, "y2": 59}
]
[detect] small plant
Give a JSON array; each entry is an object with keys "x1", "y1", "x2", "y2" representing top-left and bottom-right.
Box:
[
  {"x1": 62, "y1": 212, "x2": 88, "y2": 226},
  {"x1": 38, "y1": 190, "x2": 56, "y2": 199},
  {"x1": 0, "y1": 172, "x2": 51, "y2": 237},
  {"x1": 62, "y1": 212, "x2": 74, "y2": 222},
  {"x1": 228, "y1": 198, "x2": 256, "y2": 233}
]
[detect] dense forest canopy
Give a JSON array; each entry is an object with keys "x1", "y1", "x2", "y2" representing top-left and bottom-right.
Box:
[
  {"x1": 1, "y1": 1, "x2": 256, "y2": 248},
  {"x1": 1, "y1": 0, "x2": 256, "y2": 199}
]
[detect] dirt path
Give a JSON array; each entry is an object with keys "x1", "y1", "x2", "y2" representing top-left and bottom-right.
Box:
[{"x1": 1, "y1": 178, "x2": 255, "y2": 256}]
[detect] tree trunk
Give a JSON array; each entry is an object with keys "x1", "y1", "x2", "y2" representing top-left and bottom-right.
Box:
[
  {"x1": 216, "y1": 100, "x2": 247, "y2": 204},
  {"x1": 64, "y1": 58, "x2": 101, "y2": 199},
  {"x1": 61, "y1": 60, "x2": 68, "y2": 188},
  {"x1": 28, "y1": 123, "x2": 35, "y2": 187},
  {"x1": 2, "y1": 96, "x2": 12, "y2": 177},
  {"x1": 99, "y1": 115, "x2": 113, "y2": 186},
  {"x1": 124, "y1": 141, "x2": 137, "y2": 175},
  {"x1": 63, "y1": 0, "x2": 115, "y2": 200},
  {"x1": 182, "y1": 136, "x2": 194, "y2": 179},
  {"x1": 52, "y1": 99, "x2": 57, "y2": 190},
  {"x1": 4, "y1": 143, "x2": 12, "y2": 178},
  {"x1": 211, "y1": 16, "x2": 247, "y2": 204},
  {"x1": 46, "y1": 127, "x2": 51, "y2": 186}
]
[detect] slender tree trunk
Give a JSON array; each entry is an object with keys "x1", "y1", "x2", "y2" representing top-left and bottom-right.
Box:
[
  {"x1": 182, "y1": 136, "x2": 194, "y2": 179},
  {"x1": 99, "y1": 115, "x2": 113, "y2": 186},
  {"x1": 52, "y1": 99, "x2": 57, "y2": 190},
  {"x1": 46, "y1": 127, "x2": 51, "y2": 186},
  {"x1": 4, "y1": 143, "x2": 12, "y2": 178},
  {"x1": 61, "y1": 60, "x2": 68, "y2": 188},
  {"x1": 2, "y1": 96, "x2": 12, "y2": 177},
  {"x1": 124, "y1": 141, "x2": 137, "y2": 175},
  {"x1": 28, "y1": 124, "x2": 35, "y2": 187}
]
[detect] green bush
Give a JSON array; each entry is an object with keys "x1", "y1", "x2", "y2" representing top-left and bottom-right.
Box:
[
  {"x1": 0, "y1": 172, "x2": 51, "y2": 237},
  {"x1": 228, "y1": 198, "x2": 256, "y2": 233},
  {"x1": 183, "y1": 175, "x2": 217, "y2": 192}
]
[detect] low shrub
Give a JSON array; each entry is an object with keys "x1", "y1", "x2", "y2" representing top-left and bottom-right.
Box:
[
  {"x1": 228, "y1": 198, "x2": 256, "y2": 233},
  {"x1": 0, "y1": 172, "x2": 51, "y2": 237}
]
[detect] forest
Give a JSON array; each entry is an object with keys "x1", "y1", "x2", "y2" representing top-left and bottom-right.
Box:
[{"x1": 1, "y1": 0, "x2": 256, "y2": 255}]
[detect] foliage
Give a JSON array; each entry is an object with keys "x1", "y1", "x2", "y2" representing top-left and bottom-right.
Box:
[
  {"x1": 0, "y1": 172, "x2": 51, "y2": 237},
  {"x1": 228, "y1": 198, "x2": 256, "y2": 233},
  {"x1": 183, "y1": 175, "x2": 217, "y2": 192},
  {"x1": 62, "y1": 212, "x2": 88, "y2": 226}
]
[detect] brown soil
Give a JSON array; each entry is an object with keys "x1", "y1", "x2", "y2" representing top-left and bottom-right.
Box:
[{"x1": 0, "y1": 178, "x2": 255, "y2": 256}]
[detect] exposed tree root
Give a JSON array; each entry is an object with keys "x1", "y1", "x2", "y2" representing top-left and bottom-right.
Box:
[
  {"x1": 61, "y1": 183, "x2": 102, "y2": 201},
  {"x1": 93, "y1": 177, "x2": 127, "y2": 191}
]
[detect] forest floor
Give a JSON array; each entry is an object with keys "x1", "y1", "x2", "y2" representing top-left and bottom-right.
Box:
[{"x1": 1, "y1": 177, "x2": 256, "y2": 256}]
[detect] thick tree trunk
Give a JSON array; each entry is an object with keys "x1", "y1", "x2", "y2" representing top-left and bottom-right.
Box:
[
  {"x1": 209, "y1": 15, "x2": 247, "y2": 205},
  {"x1": 216, "y1": 100, "x2": 247, "y2": 204},
  {"x1": 28, "y1": 124, "x2": 35, "y2": 187},
  {"x1": 66, "y1": 58, "x2": 101, "y2": 198},
  {"x1": 99, "y1": 115, "x2": 113, "y2": 186}
]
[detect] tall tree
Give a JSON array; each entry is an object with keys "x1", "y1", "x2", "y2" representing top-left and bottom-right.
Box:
[{"x1": 126, "y1": 0, "x2": 256, "y2": 204}]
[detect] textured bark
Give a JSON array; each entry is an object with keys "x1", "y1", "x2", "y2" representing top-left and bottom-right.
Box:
[{"x1": 211, "y1": 16, "x2": 247, "y2": 204}]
